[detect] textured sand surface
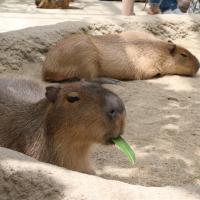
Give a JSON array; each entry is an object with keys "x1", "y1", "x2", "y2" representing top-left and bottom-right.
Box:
[{"x1": 0, "y1": 147, "x2": 200, "y2": 200}]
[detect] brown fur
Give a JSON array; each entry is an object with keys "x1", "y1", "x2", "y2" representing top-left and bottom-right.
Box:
[
  {"x1": 42, "y1": 31, "x2": 200, "y2": 82},
  {"x1": 0, "y1": 78, "x2": 125, "y2": 174},
  {"x1": 35, "y1": 0, "x2": 70, "y2": 9}
]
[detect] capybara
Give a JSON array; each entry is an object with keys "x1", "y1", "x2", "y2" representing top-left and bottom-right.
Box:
[
  {"x1": 0, "y1": 77, "x2": 125, "y2": 174},
  {"x1": 42, "y1": 31, "x2": 200, "y2": 82},
  {"x1": 35, "y1": 0, "x2": 70, "y2": 9}
]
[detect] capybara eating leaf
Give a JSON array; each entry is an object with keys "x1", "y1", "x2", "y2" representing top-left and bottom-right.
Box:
[{"x1": 0, "y1": 77, "x2": 125, "y2": 174}]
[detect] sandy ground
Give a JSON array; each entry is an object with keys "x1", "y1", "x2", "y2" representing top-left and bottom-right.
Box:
[
  {"x1": 0, "y1": 0, "x2": 200, "y2": 196},
  {"x1": 0, "y1": 0, "x2": 147, "y2": 33}
]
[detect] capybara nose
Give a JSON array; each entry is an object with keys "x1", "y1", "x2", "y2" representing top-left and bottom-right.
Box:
[
  {"x1": 105, "y1": 93, "x2": 125, "y2": 120},
  {"x1": 194, "y1": 61, "x2": 200, "y2": 74}
]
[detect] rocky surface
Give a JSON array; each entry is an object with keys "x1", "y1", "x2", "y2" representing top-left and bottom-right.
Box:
[{"x1": 0, "y1": 147, "x2": 200, "y2": 200}]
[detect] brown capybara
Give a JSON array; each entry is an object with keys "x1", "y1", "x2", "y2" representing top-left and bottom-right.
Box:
[
  {"x1": 35, "y1": 0, "x2": 70, "y2": 9},
  {"x1": 42, "y1": 31, "x2": 200, "y2": 82},
  {"x1": 0, "y1": 77, "x2": 125, "y2": 174}
]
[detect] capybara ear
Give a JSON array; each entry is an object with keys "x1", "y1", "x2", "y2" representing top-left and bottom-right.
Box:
[
  {"x1": 45, "y1": 86, "x2": 61, "y2": 103},
  {"x1": 169, "y1": 43, "x2": 176, "y2": 55}
]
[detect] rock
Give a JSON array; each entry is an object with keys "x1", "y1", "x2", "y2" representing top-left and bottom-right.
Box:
[
  {"x1": 0, "y1": 147, "x2": 199, "y2": 200},
  {"x1": 0, "y1": 21, "x2": 90, "y2": 73}
]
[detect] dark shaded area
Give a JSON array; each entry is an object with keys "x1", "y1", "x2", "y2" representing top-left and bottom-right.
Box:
[{"x1": 0, "y1": 165, "x2": 65, "y2": 200}]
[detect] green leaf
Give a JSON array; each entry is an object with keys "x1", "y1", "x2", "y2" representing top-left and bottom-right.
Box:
[{"x1": 112, "y1": 136, "x2": 136, "y2": 165}]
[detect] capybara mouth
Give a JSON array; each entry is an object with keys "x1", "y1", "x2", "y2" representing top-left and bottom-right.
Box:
[
  {"x1": 105, "y1": 135, "x2": 121, "y2": 145},
  {"x1": 106, "y1": 139, "x2": 115, "y2": 145}
]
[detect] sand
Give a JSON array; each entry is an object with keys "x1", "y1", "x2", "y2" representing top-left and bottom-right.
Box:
[
  {"x1": 0, "y1": 0, "x2": 200, "y2": 192},
  {"x1": 1, "y1": 147, "x2": 200, "y2": 200}
]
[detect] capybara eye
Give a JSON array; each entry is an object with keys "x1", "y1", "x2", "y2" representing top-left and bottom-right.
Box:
[
  {"x1": 67, "y1": 92, "x2": 80, "y2": 103},
  {"x1": 181, "y1": 53, "x2": 188, "y2": 57},
  {"x1": 67, "y1": 96, "x2": 80, "y2": 103}
]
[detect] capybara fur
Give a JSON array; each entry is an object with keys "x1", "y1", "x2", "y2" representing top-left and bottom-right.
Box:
[
  {"x1": 35, "y1": 0, "x2": 70, "y2": 9},
  {"x1": 0, "y1": 77, "x2": 125, "y2": 174},
  {"x1": 42, "y1": 31, "x2": 200, "y2": 82}
]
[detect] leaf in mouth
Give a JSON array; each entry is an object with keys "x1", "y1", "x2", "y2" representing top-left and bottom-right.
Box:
[{"x1": 112, "y1": 136, "x2": 136, "y2": 165}]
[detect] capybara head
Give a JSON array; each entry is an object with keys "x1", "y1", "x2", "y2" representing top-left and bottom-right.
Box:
[
  {"x1": 160, "y1": 41, "x2": 200, "y2": 77},
  {"x1": 45, "y1": 80, "x2": 125, "y2": 146}
]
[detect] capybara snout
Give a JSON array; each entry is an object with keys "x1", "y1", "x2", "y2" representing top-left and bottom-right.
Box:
[
  {"x1": 104, "y1": 92, "x2": 125, "y2": 120},
  {"x1": 46, "y1": 80, "x2": 126, "y2": 146},
  {"x1": 102, "y1": 89, "x2": 126, "y2": 144}
]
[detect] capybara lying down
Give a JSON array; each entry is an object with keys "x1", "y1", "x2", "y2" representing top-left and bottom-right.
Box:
[
  {"x1": 35, "y1": 0, "x2": 70, "y2": 9},
  {"x1": 42, "y1": 31, "x2": 200, "y2": 82},
  {"x1": 0, "y1": 77, "x2": 125, "y2": 174}
]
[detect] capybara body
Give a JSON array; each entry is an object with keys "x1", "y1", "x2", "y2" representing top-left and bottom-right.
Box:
[
  {"x1": 35, "y1": 0, "x2": 70, "y2": 9},
  {"x1": 0, "y1": 77, "x2": 125, "y2": 174},
  {"x1": 0, "y1": 77, "x2": 45, "y2": 103},
  {"x1": 43, "y1": 31, "x2": 200, "y2": 82}
]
